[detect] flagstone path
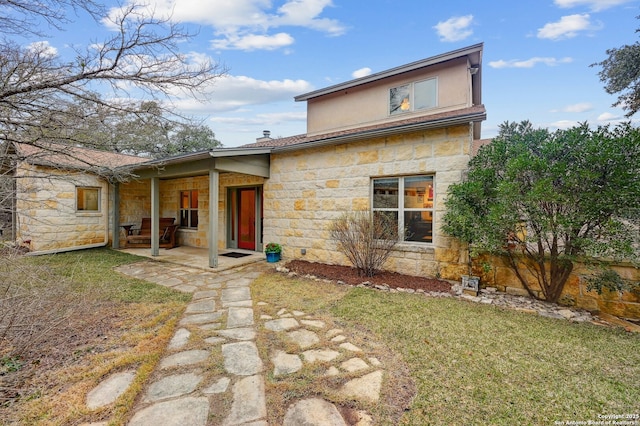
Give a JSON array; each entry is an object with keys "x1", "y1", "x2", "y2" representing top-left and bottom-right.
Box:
[{"x1": 83, "y1": 260, "x2": 381, "y2": 425}]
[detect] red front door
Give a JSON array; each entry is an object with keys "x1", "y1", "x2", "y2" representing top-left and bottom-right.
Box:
[{"x1": 238, "y1": 188, "x2": 256, "y2": 250}]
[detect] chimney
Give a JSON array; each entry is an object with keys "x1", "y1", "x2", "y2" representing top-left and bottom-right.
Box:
[{"x1": 257, "y1": 130, "x2": 272, "y2": 142}]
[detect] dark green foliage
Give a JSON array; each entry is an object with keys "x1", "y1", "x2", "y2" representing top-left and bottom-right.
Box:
[
  {"x1": 443, "y1": 121, "x2": 640, "y2": 302},
  {"x1": 592, "y1": 18, "x2": 640, "y2": 117},
  {"x1": 585, "y1": 269, "x2": 633, "y2": 295}
]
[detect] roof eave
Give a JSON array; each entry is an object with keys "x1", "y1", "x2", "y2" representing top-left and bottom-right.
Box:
[
  {"x1": 272, "y1": 110, "x2": 487, "y2": 153},
  {"x1": 295, "y1": 43, "x2": 483, "y2": 102},
  {"x1": 117, "y1": 147, "x2": 273, "y2": 172}
]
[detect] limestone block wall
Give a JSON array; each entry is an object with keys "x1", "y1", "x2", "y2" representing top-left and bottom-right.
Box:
[
  {"x1": 474, "y1": 255, "x2": 640, "y2": 319},
  {"x1": 262, "y1": 124, "x2": 473, "y2": 279},
  {"x1": 15, "y1": 164, "x2": 110, "y2": 252}
]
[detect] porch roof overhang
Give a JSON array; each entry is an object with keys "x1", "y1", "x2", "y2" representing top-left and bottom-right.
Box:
[{"x1": 121, "y1": 147, "x2": 272, "y2": 179}]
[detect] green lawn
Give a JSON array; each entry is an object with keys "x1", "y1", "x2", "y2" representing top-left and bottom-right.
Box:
[{"x1": 253, "y1": 272, "x2": 640, "y2": 426}]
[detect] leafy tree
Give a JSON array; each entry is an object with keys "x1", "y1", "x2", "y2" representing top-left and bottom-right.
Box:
[
  {"x1": 38, "y1": 99, "x2": 222, "y2": 158},
  {"x1": 592, "y1": 18, "x2": 640, "y2": 117},
  {"x1": 443, "y1": 121, "x2": 640, "y2": 303},
  {"x1": 162, "y1": 123, "x2": 222, "y2": 157}
]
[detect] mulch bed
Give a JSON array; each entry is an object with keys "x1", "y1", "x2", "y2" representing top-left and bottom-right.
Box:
[{"x1": 284, "y1": 260, "x2": 452, "y2": 293}]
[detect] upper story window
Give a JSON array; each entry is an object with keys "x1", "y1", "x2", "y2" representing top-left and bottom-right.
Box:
[
  {"x1": 179, "y1": 190, "x2": 198, "y2": 228},
  {"x1": 76, "y1": 187, "x2": 100, "y2": 212},
  {"x1": 389, "y1": 78, "x2": 437, "y2": 115}
]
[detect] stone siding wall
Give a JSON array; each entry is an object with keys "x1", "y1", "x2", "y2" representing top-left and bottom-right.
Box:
[
  {"x1": 15, "y1": 164, "x2": 110, "y2": 252},
  {"x1": 474, "y1": 255, "x2": 640, "y2": 319},
  {"x1": 263, "y1": 124, "x2": 473, "y2": 279}
]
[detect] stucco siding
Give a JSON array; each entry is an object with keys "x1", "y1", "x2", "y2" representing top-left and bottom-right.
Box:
[{"x1": 306, "y1": 58, "x2": 471, "y2": 136}]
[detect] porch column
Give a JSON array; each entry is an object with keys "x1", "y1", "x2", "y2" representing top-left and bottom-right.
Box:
[
  {"x1": 151, "y1": 177, "x2": 160, "y2": 256},
  {"x1": 208, "y1": 168, "x2": 219, "y2": 268},
  {"x1": 113, "y1": 182, "x2": 120, "y2": 249}
]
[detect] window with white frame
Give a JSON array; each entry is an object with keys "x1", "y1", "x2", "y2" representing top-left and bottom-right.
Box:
[
  {"x1": 389, "y1": 78, "x2": 437, "y2": 115},
  {"x1": 179, "y1": 190, "x2": 198, "y2": 228},
  {"x1": 76, "y1": 187, "x2": 100, "y2": 211},
  {"x1": 372, "y1": 175, "x2": 434, "y2": 243}
]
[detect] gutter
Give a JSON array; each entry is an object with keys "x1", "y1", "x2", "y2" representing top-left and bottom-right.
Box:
[{"x1": 272, "y1": 110, "x2": 487, "y2": 153}]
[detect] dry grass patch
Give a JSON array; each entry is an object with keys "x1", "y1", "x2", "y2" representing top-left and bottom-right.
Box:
[
  {"x1": 0, "y1": 248, "x2": 190, "y2": 425},
  {"x1": 251, "y1": 271, "x2": 416, "y2": 425}
]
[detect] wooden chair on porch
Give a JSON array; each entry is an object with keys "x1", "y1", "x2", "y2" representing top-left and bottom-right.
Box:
[{"x1": 125, "y1": 217, "x2": 178, "y2": 249}]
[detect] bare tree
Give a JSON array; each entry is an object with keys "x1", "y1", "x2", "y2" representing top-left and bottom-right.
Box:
[
  {"x1": 329, "y1": 210, "x2": 400, "y2": 277},
  {"x1": 0, "y1": 1, "x2": 226, "y2": 163}
]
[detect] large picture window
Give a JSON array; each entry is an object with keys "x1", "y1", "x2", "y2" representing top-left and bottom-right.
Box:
[
  {"x1": 389, "y1": 78, "x2": 437, "y2": 115},
  {"x1": 179, "y1": 190, "x2": 198, "y2": 228},
  {"x1": 76, "y1": 187, "x2": 100, "y2": 212},
  {"x1": 372, "y1": 175, "x2": 434, "y2": 243}
]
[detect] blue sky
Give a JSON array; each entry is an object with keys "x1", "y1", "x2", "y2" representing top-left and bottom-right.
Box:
[{"x1": 22, "y1": 0, "x2": 640, "y2": 147}]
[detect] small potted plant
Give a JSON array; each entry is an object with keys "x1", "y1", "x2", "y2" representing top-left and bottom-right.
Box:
[{"x1": 264, "y1": 242, "x2": 282, "y2": 263}]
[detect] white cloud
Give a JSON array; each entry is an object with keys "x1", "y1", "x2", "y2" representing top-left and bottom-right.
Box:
[
  {"x1": 549, "y1": 119, "x2": 579, "y2": 129},
  {"x1": 171, "y1": 74, "x2": 313, "y2": 113},
  {"x1": 597, "y1": 112, "x2": 620, "y2": 121},
  {"x1": 558, "y1": 102, "x2": 594, "y2": 113},
  {"x1": 212, "y1": 111, "x2": 307, "y2": 126},
  {"x1": 433, "y1": 15, "x2": 474, "y2": 42},
  {"x1": 537, "y1": 14, "x2": 601, "y2": 40},
  {"x1": 554, "y1": 0, "x2": 634, "y2": 11},
  {"x1": 27, "y1": 41, "x2": 58, "y2": 57},
  {"x1": 489, "y1": 57, "x2": 573, "y2": 68},
  {"x1": 107, "y1": 0, "x2": 346, "y2": 51},
  {"x1": 352, "y1": 67, "x2": 372, "y2": 78},
  {"x1": 211, "y1": 32, "x2": 295, "y2": 51},
  {"x1": 274, "y1": 0, "x2": 345, "y2": 35}
]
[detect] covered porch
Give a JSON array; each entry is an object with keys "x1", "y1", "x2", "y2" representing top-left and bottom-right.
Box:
[{"x1": 113, "y1": 147, "x2": 272, "y2": 268}]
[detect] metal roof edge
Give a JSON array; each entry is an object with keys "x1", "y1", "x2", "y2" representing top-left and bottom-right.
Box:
[
  {"x1": 272, "y1": 110, "x2": 487, "y2": 153},
  {"x1": 295, "y1": 43, "x2": 484, "y2": 102},
  {"x1": 117, "y1": 147, "x2": 273, "y2": 171}
]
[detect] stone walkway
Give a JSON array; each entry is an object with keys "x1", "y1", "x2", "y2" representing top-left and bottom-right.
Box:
[{"x1": 83, "y1": 261, "x2": 382, "y2": 425}]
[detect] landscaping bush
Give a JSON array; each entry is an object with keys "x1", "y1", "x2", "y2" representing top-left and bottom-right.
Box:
[{"x1": 329, "y1": 210, "x2": 399, "y2": 277}]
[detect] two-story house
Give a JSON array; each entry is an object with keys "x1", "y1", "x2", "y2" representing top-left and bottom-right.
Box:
[{"x1": 10, "y1": 43, "x2": 485, "y2": 280}]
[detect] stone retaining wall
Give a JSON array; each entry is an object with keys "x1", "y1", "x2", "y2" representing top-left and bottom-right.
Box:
[{"x1": 473, "y1": 255, "x2": 640, "y2": 319}]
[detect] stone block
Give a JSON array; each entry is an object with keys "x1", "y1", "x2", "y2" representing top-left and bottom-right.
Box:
[
  {"x1": 434, "y1": 247, "x2": 460, "y2": 263},
  {"x1": 574, "y1": 296, "x2": 600, "y2": 312},
  {"x1": 596, "y1": 300, "x2": 639, "y2": 319},
  {"x1": 357, "y1": 150, "x2": 379, "y2": 164},
  {"x1": 620, "y1": 288, "x2": 640, "y2": 304},
  {"x1": 351, "y1": 198, "x2": 369, "y2": 210},
  {"x1": 433, "y1": 140, "x2": 462, "y2": 157},
  {"x1": 505, "y1": 287, "x2": 531, "y2": 297},
  {"x1": 559, "y1": 275, "x2": 582, "y2": 299}
]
